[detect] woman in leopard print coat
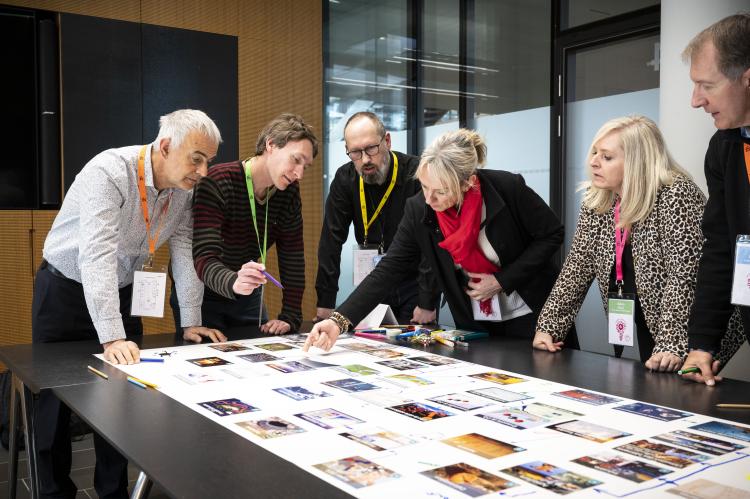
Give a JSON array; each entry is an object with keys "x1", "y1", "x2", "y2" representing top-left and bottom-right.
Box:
[{"x1": 533, "y1": 115, "x2": 744, "y2": 371}]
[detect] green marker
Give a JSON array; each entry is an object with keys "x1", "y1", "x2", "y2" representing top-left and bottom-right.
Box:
[{"x1": 677, "y1": 366, "x2": 700, "y2": 375}]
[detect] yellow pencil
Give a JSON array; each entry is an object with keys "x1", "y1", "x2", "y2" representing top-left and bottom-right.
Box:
[
  {"x1": 127, "y1": 376, "x2": 158, "y2": 389},
  {"x1": 87, "y1": 365, "x2": 109, "y2": 380},
  {"x1": 716, "y1": 403, "x2": 750, "y2": 409},
  {"x1": 433, "y1": 336, "x2": 454, "y2": 348}
]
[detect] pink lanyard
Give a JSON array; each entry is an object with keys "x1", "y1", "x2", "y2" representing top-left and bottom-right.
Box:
[{"x1": 614, "y1": 199, "x2": 630, "y2": 288}]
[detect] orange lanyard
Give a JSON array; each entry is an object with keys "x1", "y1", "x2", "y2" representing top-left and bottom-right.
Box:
[
  {"x1": 744, "y1": 141, "x2": 750, "y2": 185},
  {"x1": 137, "y1": 145, "x2": 172, "y2": 265}
]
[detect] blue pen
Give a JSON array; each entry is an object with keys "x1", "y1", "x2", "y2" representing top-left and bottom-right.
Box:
[
  {"x1": 139, "y1": 358, "x2": 164, "y2": 363},
  {"x1": 249, "y1": 260, "x2": 284, "y2": 289},
  {"x1": 127, "y1": 377, "x2": 147, "y2": 389},
  {"x1": 396, "y1": 331, "x2": 417, "y2": 339}
]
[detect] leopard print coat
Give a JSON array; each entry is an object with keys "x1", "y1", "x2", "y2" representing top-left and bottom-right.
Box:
[{"x1": 536, "y1": 175, "x2": 744, "y2": 363}]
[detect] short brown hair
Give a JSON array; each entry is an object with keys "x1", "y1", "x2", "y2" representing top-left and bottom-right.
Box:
[
  {"x1": 255, "y1": 113, "x2": 318, "y2": 158},
  {"x1": 683, "y1": 13, "x2": 750, "y2": 81}
]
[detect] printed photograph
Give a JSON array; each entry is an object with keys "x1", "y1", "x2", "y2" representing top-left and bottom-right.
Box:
[
  {"x1": 236, "y1": 416, "x2": 306, "y2": 439},
  {"x1": 428, "y1": 392, "x2": 494, "y2": 412},
  {"x1": 375, "y1": 359, "x2": 425, "y2": 371},
  {"x1": 653, "y1": 430, "x2": 745, "y2": 456},
  {"x1": 467, "y1": 387, "x2": 531, "y2": 403},
  {"x1": 548, "y1": 420, "x2": 632, "y2": 443},
  {"x1": 476, "y1": 407, "x2": 550, "y2": 430},
  {"x1": 266, "y1": 361, "x2": 314, "y2": 374},
  {"x1": 666, "y1": 478, "x2": 750, "y2": 499},
  {"x1": 501, "y1": 461, "x2": 602, "y2": 495},
  {"x1": 322, "y1": 378, "x2": 380, "y2": 393},
  {"x1": 313, "y1": 456, "x2": 400, "y2": 489},
  {"x1": 363, "y1": 349, "x2": 405, "y2": 359},
  {"x1": 334, "y1": 364, "x2": 381, "y2": 376},
  {"x1": 421, "y1": 462, "x2": 517, "y2": 497},
  {"x1": 272, "y1": 386, "x2": 332, "y2": 401},
  {"x1": 573, "y1": 453, "x2": 673, "y2": 483},
  {"x1": 442, "y1": 433, "x2": 526, "y2": 459},
  {"x1": 255, "y1": 342, "x2": 296, "y2": 352},
  {"x1": 208, "y1": 343, "x2": 249, "y2": 352},
  {"x1": 690, "y1": 421, "x2": 750, "y2": 443},
  {"x1": 468, "y1": 372, "x2": 526, "y2": 385},
  {"x1": 339, "y1": 429, "x2": 418, "y2": 451},
  {"x1": 386, "y1": 401, "x2": 455, "y2": 421},
  {"x1": 615, "y1": 439, "x2": 710, "y2": 468},
  {"x1": 552, "y1": 389, "x2": 622, "y2": 406},
  {"x1": 295, "y1": 408, "x2": 365, "y2": 429},
  {"x1": 198, "y1": 398, "x2": 259, "y2": 417},
  {"x1": 614, "y1": 402, "x2": 692, "y2": 422},
  {"x1": 237, "y1": 352, "x2": 280, "y2": 363},
  {"x1": 384, "y1": 374, "x2": 434, "y2": 387},
  {"x1": 338, "y1": 342, "x2": 381, "y2": 352},
  {"x1": 410, "y1": 355, "x2": 459, "y2": 366},
  {"x1": 186, "y1": 356, "x2": 232, "y2": 367}
]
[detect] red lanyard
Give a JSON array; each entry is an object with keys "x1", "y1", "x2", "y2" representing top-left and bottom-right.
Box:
[
  {"x1": 614, "y1": 199, "x2": 629, "y2": 285},
  {"x1": 137, "y1": 145, "x2": 172, "y2": 265},
  {"x1": 744, "y1": 142, "x2": 750, "y2": 184}
]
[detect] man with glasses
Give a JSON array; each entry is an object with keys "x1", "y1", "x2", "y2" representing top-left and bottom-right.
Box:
[{"x1": 315, "y1": 112, "x2": 438, "y2": 325}]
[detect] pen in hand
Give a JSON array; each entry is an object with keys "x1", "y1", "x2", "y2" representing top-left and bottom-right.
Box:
[{"x1": 249, "y1": 260, "x2": 284, "y2": 289}]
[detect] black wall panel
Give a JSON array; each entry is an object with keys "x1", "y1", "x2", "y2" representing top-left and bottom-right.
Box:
[
  {"x1": 60, "y1": 13, "x2": 142, "y2": 192},
  {"x1": 142, "y1": 25, "x2": 238, "y2": 164}
]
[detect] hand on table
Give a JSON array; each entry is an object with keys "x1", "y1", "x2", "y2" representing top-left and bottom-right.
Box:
[
  {"x1": 644, "y1": 352, "x2": 682, "y2": 372},
  {"x1": 411, "y1": 306, "x2": 436, "y2": 324},
  {"x1": 103, "y1": 340, "x2": 140, "y2": 365},
  {"x1": 679, "y1": 350, "x2": 723, "y2": 386},
  {"x1": 261, "y1": 319, "x2": 291, "y2": 335},
  {"x1": 532, "y1": 331, "x2": 564, "y2": 352},
  {"x1": 465, "y1": 272, "x2": 502, "y2": 302},
  {"x1": 232, "y1": 261, "x2": 267, "y2": 295},
  {"x1": 302, "y1": 319, "x2": 342, "y2": 352},
  {"x1": 183, "y1": 326, "x2": 227, "y2": 343}
]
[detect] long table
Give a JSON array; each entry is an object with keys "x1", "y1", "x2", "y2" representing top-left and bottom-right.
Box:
[{"x1": 3, "y1": 331, "x2": 750, "y2": 498}]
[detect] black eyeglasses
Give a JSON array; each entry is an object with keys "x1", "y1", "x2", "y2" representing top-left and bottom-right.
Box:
[{"x1": 346, "y1": 137, "x2": 384, "y2": 160}]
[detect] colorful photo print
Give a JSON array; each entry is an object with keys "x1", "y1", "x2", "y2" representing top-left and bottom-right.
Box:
[
  {"x1": 467, "y1": 387, "x2": 532, "y2": 403},
  {"x1": 339, "y1": 429, "x2": 418, "y2": 452},
  {"x1": 386, "y1": 401, "x2": 455, "y2": 421},
  {"x1": 334, "y1": 364, "x2": 381, "y2": 376},
  {"x1": 338, "y1": 342, "x2": 381, "y2": 352},
  {"x1": 313, "y1": 456, "x2": 400, "y2": 489},
  {"x1": 295, "y1": 358, "x2": 338, "y2": 369},
  {"x1": 522, "y1": 402, "x2": 583, "y2": 421},
  {"x1": 666, "y1": 478, "x2": 750, "y2": 498},
  {"x1": 322, "y1": 378, "x2": 380, "y2": 393},
  {"x1": 552, "y1": 389, "x2": 622, "y2": 406},
  {"x1": 198, "y1": 398, "x2": 259, "y2": 417},
  {"x1": 375, "y1": 359, "x2": 424, "y2": 371},
  {"x1": 254, "y1": 342, "x2": 296, "y2": 352},
  {"x1": 410, "y1": 355, "x2": 459, "y2": 366},
  {"x1": 501, "y1": 461, "x2": 602, "y2": 495},
  {"x1": 573, "y1": 453, "x2": 673, "y2": 483},
  {"x1": 548, "y1": 420, "x2": 632, "y2": 443},
  {"x1": 236, "y1": 416, "x2": 306, "y2": 439},
  {"x1": 208, "y1": 342, "x2": 249, "y2": 352},
  {"x1": 187, "y1": 356, "x2": 231, "y2": 367},
  {"x1": 272, "y1": 386, "x2": 332, "y2": 401},
  {"x1": 421, "y1": 462, "x2": 517, "y2": 497},
  {"x1": 428, "y1": 392, "x2": 494, "y2": 412},
  {"x1": 295, "y1": 408, "x2": 365, "y2": 429},
  {"x1": 237, "y1": 352, "x2": 280, "y2": 363},
  {"x1": 653, "y1": 430, "x2": 745, "y2": 456},
  {"x1": 616, "y1": 439, "x2": 710, "y2": 469},
  {"x1": 265, "y1": 361, "x2": 314, "y2": 373},
  {"x1": 614, "y1": 402, "x2": 692, "y2": 422},
  {"x1": 363, "y1": 349, "x2": 405, "y2": 359},
  {"x1": 690, "y1": 421, "x2": 750, "y2": 443},
  {"x1": 384, "y1": 374, "x2": 434, "y2": 387},
  {"x1": 441, "y1": 433, "x2": 525, "y2": 459},
  {"x1": 468, "y1": 372, "x2": 525, "y2": 385},
  {"x1": 476, "y1": 407, "x2": 549, "y2": 430}
]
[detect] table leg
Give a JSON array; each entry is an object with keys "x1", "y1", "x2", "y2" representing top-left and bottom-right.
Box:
[
  {"x1": 14, "y1": 377, "x2": 39, "y2": 499},
  {"x1": 8, "y1": 373, "x2": 20, "y2": 499},
  {"x1": 130, "y1": 471, "x2": 153, "y2": 499}
]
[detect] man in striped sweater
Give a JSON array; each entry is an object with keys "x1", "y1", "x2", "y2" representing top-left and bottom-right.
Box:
[{"x1": 190, "y1": 114, "x2": 318, "y2": 334}]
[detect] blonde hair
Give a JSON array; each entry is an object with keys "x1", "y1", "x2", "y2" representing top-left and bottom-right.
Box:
[
  {"x1": 415, "y1": 129, "x2": 486, "y2": 208},
  {"x1": 582, "y1": 115, "x2": 690, "y2": 227}
]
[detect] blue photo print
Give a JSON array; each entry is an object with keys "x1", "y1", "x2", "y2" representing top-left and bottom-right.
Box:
[
  {"x1": 273, "y1": 386, "x2": 332, "y2": 401},
  {"x1": 614, "y1": 402, "x2": 691, "y2": 422},
  {"x1": 690, "y1": 421, "x2": 750, "y2": 442}
]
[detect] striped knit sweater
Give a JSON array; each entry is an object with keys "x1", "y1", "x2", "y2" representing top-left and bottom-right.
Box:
[{"x1": 193, "y1": 160, "x2": 305, "y2": 330}]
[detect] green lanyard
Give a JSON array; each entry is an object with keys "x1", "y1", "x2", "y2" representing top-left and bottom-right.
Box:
[{"x1": 242, "y1": 158, "x2": 269, "y2": 265}]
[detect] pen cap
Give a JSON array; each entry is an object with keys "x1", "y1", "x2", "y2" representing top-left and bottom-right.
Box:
[{"x1": 385, "y1": 328, "x2": 403, "y2": 338}]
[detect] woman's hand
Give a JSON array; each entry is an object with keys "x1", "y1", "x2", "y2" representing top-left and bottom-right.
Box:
[
  {"x1": 302, "y1": 319, "x2": 342, "y2": 352},
  {"x1": 532, "y1": 331, "x2": 564, "y2": 352},
  {"x1": 260, "y1": 320, "x2": 291, "y2": 335},
  {"x1": 644, "y1": 351, "x2": 682, "y2": 372},
  {"x1": 465, "y1": 272, "x2": 502, "y2": 301}
]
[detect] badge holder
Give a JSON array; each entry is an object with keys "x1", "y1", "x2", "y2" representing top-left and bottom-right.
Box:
[
  {"x1": 731, "y1": 235, "x2": 750, "y2": 306},
  {"x1": 353, "y1": 242, "x2": 384, "y2": 286},
  {"x1": 131, "y1": 254, "x2": 168, "y2": 318},
  {"x1": 607, "y1": 282, "x2": 635, "y2": 347}
]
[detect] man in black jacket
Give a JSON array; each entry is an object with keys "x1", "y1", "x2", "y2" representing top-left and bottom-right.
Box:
[
  {"x1": 682, "y1": 13, "x2": 750, "y2": 385},
  {"x1": 315, "y1": 112, "x2": 437, "y2": 324}
]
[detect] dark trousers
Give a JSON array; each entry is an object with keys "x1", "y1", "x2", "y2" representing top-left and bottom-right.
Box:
[
  {"x1": 32, "y1": 264, "x2": 141, "y2": 499},
  {"x1": 477, "y1": 313, "x2": 580, "y2": 349},
  {"x1": 384, "y1": 278, "x2": 439, "y2": 325},
  {"x1": 171, "y1": 284, "x2": 267, "y2": 332}
]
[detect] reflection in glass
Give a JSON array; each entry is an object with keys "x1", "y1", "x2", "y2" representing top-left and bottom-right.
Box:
[{"x1": 562, "y1": 0, "x2": 659, "y2": 30}]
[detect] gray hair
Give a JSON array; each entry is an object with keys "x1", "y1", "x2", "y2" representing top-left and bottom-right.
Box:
[
  {"x1": 155, "y1": 109, "x2": 222, "y2": 149},
  {"x1": 416, "y1": 129, "x2": 486, "y2": 208},
  {"x1": 344, "y1": 111, "x2": 386, "y2": 138},
  {"x1": 683, "y1": 13, "x2": 750, "y2": 81}
]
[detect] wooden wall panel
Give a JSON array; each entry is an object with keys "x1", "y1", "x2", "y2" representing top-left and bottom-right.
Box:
[
  {"x1": 140, "y1": 0, "x2": 239, "y2": 36},
  {"x1": 3, "y1": 0, "x2": 141, "y2": 22},
  {"x1": 0, "y1": 211, "x2": 33, "y2": 346},
  {"x1": 31, "y1": 210, "x2": 58, "y2": 276}
]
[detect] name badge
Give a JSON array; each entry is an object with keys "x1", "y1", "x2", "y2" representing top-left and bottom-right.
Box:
[
  {"x1": 731, "y1": 235, "x2": 750, "y2": 307},
  {"x1": 131, "y1": 263, "x2": 167, "y2": 318},
  {"x1": 353, "y1": 244, "x2": 382, "y2": 286},
  {"x1": 608, "y1": 293, "x2": 635, "y2": 346}
]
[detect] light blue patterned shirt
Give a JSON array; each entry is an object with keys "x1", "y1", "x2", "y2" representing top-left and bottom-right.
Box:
[{"x1": 43, "y1": 143, "x2": 203, "y2": 343}]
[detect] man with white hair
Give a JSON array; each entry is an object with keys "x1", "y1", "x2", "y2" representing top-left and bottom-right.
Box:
[
  {"x1": 682, "y1": 13, "x2": 750, "y2": 386},
  {"x1": 32, "y1": 109, "x2": 226, "y2": 498}
]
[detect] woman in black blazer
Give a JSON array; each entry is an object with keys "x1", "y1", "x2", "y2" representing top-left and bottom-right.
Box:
[{"x1": 304, "y1": 129, "x2": 575, "y2": 351}]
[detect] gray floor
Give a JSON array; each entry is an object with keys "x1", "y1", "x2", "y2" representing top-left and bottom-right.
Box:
[{"x1": 0, "y1": 433, "x2": 170, "y2": 499}]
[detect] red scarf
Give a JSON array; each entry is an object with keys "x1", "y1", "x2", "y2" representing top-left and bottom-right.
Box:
[{"x1": 436, "y1": 182, "x2": 498, "y2": 315}]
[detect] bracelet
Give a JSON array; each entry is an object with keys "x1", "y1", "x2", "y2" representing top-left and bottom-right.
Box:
[{"x1": 328, "y1": 311, "x2": 352, "y2": 334}]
